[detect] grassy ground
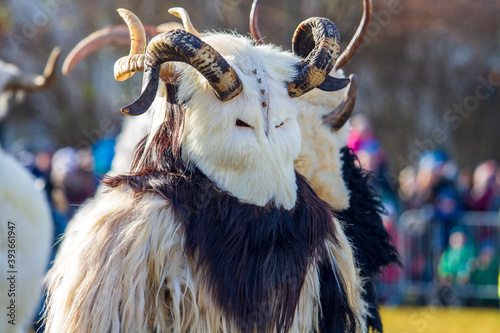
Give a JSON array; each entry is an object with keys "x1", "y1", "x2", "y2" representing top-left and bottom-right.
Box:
[{"x1": 380, "y1": 306, "x2": 500, "y2": 333}]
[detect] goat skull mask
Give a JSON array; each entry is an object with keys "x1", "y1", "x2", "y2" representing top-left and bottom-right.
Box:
[{"x1": 122, "y1": 18, "x2": 347, "y2": 209}]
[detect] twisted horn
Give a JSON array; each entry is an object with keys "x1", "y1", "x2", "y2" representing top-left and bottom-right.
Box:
[
  {"x1": 113, "y1": 9, "x2": 147, "y2": 81},
  {"x1": 5, "y1": 47, "x2": 61, "y2": 92},
  {"x1": 287, "y1": 17, "x2": 347, "y2": 98},
  {"x1": 250, "y1": 0, "x2": 263, "y2": 45},
  {"x1": 122, "y1": 30, "x2": 243, "y2": 115},
  {"x1": 322, "y1": 74, "x2": 357, "y2": 130},
  {"x1": 334, "y1": 0, "x2": 372, "y2": 70},
  {"x1": 115, "y1": 8, "x2": 198, "y2": 81}
]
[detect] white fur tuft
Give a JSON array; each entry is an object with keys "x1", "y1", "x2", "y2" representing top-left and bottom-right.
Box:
[
  {"x1": 0, "y1": 149, "x2": 53, "y2": 333},
  {"x1": 294, "y1": 69, "x2": 352, "y2": 211}
]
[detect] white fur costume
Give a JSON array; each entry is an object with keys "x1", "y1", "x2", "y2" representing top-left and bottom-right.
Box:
[
  {"x1": 0, "y1": 60, "x2": 54, "y2": 333},
  {"x1": 45, "y1": 33, "x2": 366, "y2": 332},
  {"x1": 0, "y1": 149, "x2": 53, "y2": 333},
  {"x1": 294, "y1": 71, "x2": 352, "y2": 211}
]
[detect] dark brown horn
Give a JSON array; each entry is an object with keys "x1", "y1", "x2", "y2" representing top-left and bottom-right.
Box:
[
  {"x1": 5, "y1": 47, "x2": 61, "y2": 92},
  {"x1": 334, "y1": 0, "x2": 372, "y2": 70},
  {"x1": 287, "y1": 17, "x2": 347, "y2": 98},
  {"x1": 122, "y1": 30, "x2": 243, "y2": 116},
  {"x1": 322, "y1": 74, "x2": 357, "y2": 130},
  {"x1": 250, "y1": 0, "x2": 263, "y2": 45}
]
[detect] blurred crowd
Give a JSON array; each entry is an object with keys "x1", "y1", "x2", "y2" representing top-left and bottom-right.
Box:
[
  {"x1": 5, "y1": 112, "x2": 499, "y2": 309},
  {"x1": 347, "y1": 114, "x2": 499, "y2": 306},
  {"x1": 11, "y1": 138, "x2": 115, "y2": 247}
]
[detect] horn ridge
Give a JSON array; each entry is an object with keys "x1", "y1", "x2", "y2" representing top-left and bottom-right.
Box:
[
  {"x1": 122, "y1": 30, "x2": 243, "y2": 115},
  {"x1": 288, "y1": 17, "x2": 343, "y2": 98},
  {"x1": 145, "y1": 30, "x2": 242, "y2": 101}
]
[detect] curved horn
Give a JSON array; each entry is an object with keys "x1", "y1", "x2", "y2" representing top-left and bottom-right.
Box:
[
  {"x1": 62, "y1": 25, "x2": 159, "y2": 75},
  {"x1": 322, "y1": 74, "x2": 357, "y2": 130},
  {"x1": 115, "y1": 9, "x2": 197, "y2": 81},
  {"x1": 250, "y1": 0, "x2": 263, "y2": 45},
  {"x1": 113, "y1": 9, "x2": 147, "y2": 81},
  {"x1": 122, "y1": 30, "x2": 243, "y2": 116},
  {"x1": 5, "y1": 47, "x2": 61, "y2": 92},
  {"x1": 168, "y1": 7, "x2": 200, "y2": 36},
  {"x1": 334, "y1": 0, "x2": 372, "y2": 70},
  {"x1": 118, "y1": 9, "x2": 147, "y2": 56},
  {"x1": 287, "y1": 17, "x2": 347, "y2": 98}
]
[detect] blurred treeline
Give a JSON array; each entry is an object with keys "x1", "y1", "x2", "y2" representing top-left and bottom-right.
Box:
[{"x1": 0, "y1": 0, "x2": 499, "y2": 172}]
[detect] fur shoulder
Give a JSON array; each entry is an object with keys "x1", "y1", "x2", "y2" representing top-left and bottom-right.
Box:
[
  {"x1": 0, "y1": 151, "x2": 53, "y2": 332},
  {"x1": 44, "y1": 185, "x2": 181, "y2": 332}
]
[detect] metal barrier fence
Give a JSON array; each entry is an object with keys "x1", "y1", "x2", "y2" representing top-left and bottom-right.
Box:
[{"x1": 379, "y1": 209, "x2": 499, "y2": 306}]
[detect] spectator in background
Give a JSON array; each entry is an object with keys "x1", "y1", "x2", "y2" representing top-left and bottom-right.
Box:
[
  {"x1": 438, "y1": 226, "x2": 477, "y2": 286},
  {"x1": 348, "y1": 114, "x2": 398, "y2": 205},
  {"x1": 50, "y1": 147, "x2": 97, "y2": 219},
  {"x1": 464, "y1": 160, "x2": 498, "y2": 211},
  {"x1": 414, "y1": 150, "x2": 459, "y2": 207},
  {"x1": 470, "y1": 239, "x2": 498, "y2": 286},
  {"x1": 470, "y1": 239, "x2": 499, "y2": 306},
  {"x1": 457, "y1": 167, "x2": 473, "y2": 200},
  {"x1": 347, "y1": 114, "x2": 375, "y2": 154},
  {"x1": 92, "y1": 138, "x2": 115, "y2": 176},
  {"x1": 398, "y1": 166, "x2": 419, "y2": 210}
]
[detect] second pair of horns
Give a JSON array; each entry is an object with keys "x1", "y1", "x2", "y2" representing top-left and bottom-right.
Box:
[{"x1": 122, "y1": 15, "x2": 349, "y2": 116}]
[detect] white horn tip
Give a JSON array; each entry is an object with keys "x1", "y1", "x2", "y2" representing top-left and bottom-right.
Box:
[
  {"x1": 117, "y1": 8, "x2": 130, "y2": 15},
  {"x1": 167, "y1": 7, "x2": 184, "y2": 18}
]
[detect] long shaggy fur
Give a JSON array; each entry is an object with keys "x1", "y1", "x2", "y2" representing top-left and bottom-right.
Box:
[
  {"x1": 294, "y1": 69, "x2": 400, "y2": 332},
  {"x1": 294, "y1": 77, "x2": 351, "y2": 211},
  {"x1": 45, "y1": 182, "x2": 364, "y2": 333},
  {"x1": 106, "y1": 169, "x2": 354, "y2": 333},
  {"x1": 45, "y1": 33, "x2": 366, "y2": 333},
  {"x1": 338, "y1": 147, "x2": 400, "y2": 332},
  {"x1": 0, "y1": 150, "x2": 53, "y2": 333}
]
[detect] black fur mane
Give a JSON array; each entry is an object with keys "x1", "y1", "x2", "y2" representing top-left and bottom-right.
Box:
[
  {"x1": 336, "y1": 146, "x2": 401, "y2": 333},
  {"x1": 103, "y1": 83, "x2": 358, "y2": 333}
]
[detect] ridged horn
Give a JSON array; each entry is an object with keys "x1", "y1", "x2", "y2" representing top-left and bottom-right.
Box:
[
  {"x1": 113, "y1": 8, "x2": 147, "y2": 81},
  {"x1": 334, "y1": 0, "x2": 373, "y2": 70},
  {"x1": 115, "y1": 8, "x2": 197, "y2": 82},
  {"x1": 5, "y1": 47, "x2": 61, "y2": 92},
  {"x1": 288, "y1": 17, "x2": 347, "y2": 98},
  {"x1": 322, "y1": 74, "x2": 357, "y2": 130},
  {"x1": 250, "y1": 0, "x2": 263, "y2": 45},
  {"x1": 122, "y1": 30, "x2": 243, "y2": 116}
]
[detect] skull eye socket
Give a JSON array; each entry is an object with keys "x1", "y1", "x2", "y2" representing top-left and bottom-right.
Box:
[{"x1": 236, "y1": 119, "x2": 253, "y2": 128}]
